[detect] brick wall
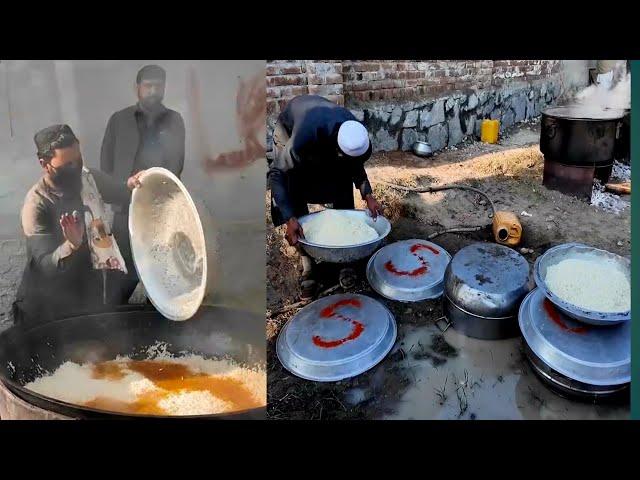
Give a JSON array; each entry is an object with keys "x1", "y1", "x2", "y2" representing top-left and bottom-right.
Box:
[{"x1": 266, "y1": 60, "x2": 577, "y2": 155}]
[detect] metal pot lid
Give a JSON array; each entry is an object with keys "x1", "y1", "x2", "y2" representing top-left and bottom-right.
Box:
[
  {"x1": 519, "y1": 288, "x2": 630, "y2": 386},
  {"x1": 129, "y1": 168, "x2": 207, "y2": 321},
  {"x1": 276, "y1": 294, "x2": 397, "y2": 382},
  {"x1": 542, "y1": 105, "x2": 625, "y2": 121},
  {"x1": 366, "y1": 240, "x2": 451, "y2": 302},
  {"x1": 444, "y1": 242, "x2": 531, "y2": 319}
]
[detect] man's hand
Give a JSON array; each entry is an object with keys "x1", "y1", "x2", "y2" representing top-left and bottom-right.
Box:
[
  {"x1": 60, "y1": 211, "x2": 84, "y2": 250},
  {"x1": 127, "y1": 171, "x2": 144, "y2": 191},
  {"x1": 285, "y1": 217, "x2": 305, "y2": 246},
  {"x1": 364, "y1": 194, "x2": 384, "y2": 220}
]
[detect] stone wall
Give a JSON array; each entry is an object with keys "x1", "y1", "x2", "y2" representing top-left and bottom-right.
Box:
[{"x1": 266, "y1": 60, "x2": 589, "y2": 155}]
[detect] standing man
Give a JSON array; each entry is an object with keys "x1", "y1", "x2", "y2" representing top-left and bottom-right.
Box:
[
  {"x1": 13, "y1": 125, "x2": 142, "y2": 328},
  {"x1": 268, "y1": 94, "x2": 383, "y2": 300},
  {"x1": 100, "y1": 64, "x2": 186, "y2": 303}
]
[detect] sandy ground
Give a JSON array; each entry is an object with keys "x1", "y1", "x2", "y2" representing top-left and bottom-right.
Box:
[{"x1": 266, "y1": 122, "x2": 631, "y2": 420}]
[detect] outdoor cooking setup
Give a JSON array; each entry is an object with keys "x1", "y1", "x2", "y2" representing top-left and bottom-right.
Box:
[
  {"x1": 540, "y1": 105, "x2": 628, "y2": 200},
  {"x1": 277, "y1": 204, "x2": 630, "y2": 404},
  {"x1": 0, "y1": 168, "x2": 266, "y2": 420}
]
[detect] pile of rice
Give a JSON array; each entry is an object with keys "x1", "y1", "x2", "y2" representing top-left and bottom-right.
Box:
[
  {"x1": 303, "y1": 210, "x2": 378, "y2": 246},
  {"x1": 24, "y1": 350, "x2": 266, "y2": 416},
  {"x1": 545, "y1": 258, "x2": 630, "y2": 312}
]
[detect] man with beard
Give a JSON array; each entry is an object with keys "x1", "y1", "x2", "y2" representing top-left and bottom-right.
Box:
[
  {"x1": 100, "y1": 64, "x2": 185, "y2": 303},
  {"x1": 13, "y1": 125, "x2": 143, "y2": 328}
]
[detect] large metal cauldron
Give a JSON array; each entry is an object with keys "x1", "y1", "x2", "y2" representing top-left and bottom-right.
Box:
[
  {"x1": 615, "y1": 109, "x2": 631, "y2": 164},
  {"x1": 0, "y1": 305, "x2": 265, "y2": 419},
  {"x1": 540, "y1": 106, "x2": 625, "y2": 167}
]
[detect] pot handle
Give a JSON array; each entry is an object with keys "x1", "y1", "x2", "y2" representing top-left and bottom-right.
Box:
[
  {"x1": 544, "y1": 118, "x2": 557, "y2": 139},
  {"x1": 435, "y1": 316, "x2": 452, "y2": 333}
]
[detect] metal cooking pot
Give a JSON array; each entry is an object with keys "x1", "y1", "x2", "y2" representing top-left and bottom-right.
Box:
[
  {"x1": 540, "y1": 105, "x2": 625, "y2": 167},
  {"x1": 297, "y1": 210, "x2": 391, "y2": 263},
  {"x1": 0, "y1": 305, "x2": 265, "y2": 419},
  {"x1": 412, "y1": 141, "x2": 433, "y2": 157},
  {"x1": 443, "y1": 243, "x2": 532, "y2": 340},
  {"x1": 615, "y1": 109, "x2": 630, "y2": 163}
]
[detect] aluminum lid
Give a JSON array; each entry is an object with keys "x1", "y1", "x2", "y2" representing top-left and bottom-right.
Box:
[
  {"x1": 129, "y1": 168, "x2": 207, "y2": 321},
  {"x1": 276, "y1": 294, "x2": 397, "y2": 382},
  {"x1": 366, "y1": 240, "x2": 451, "y2": 302},
  {"x1": 519, "y1": 288, "x2": 630, "y2": 386},
  {"x1": 444, "y1": 242, "x2": 531, "y2": 319}
]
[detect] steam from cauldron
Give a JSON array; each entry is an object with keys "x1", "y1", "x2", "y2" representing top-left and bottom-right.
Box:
[{"x1": 574, "y1": 62, "x2": 630, "y2": 111}]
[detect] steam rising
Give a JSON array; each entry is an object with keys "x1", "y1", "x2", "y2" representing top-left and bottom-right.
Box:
[{"x1": 574, "y1": 62, "x2": 630, "y2": 110}]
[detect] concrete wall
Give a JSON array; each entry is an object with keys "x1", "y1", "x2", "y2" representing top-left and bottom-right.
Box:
[
  {"x1": 266, "y1": 60, "x2": 592, "y2": 156},
  {"x1": 0, "y1": 60, "x2": 266, "y2": 329}
]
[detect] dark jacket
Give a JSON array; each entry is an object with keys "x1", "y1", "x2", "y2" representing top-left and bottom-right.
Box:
[
  {"x1": 268, "y1": 95, "x2": 373, "y2": 225},
  {"x1": 100, "y1": 104, "x2": 185, "y2": 202},
  {"x1": 14, "y1": 170, "x2": 131, "y2": 327}
]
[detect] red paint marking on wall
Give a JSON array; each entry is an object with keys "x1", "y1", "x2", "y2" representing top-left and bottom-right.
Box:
[
  {"x1": 543, "y1": 299, "x2": 589, "y2": 334},
  {"x1": 314, "y1": 298, "x2": 365, "y2": 349}
]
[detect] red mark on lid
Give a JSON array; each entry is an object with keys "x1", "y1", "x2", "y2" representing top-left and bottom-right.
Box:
[
  {"x1": 384, "y1": 261, "x2": 428, "y2": 277},
  {"x1": 543, "y1": 299, "x2": 590, "y2": 334},
  {"x1": 320, "y1": 298, "x2": 362, "y2": 318},
  {"x1": 313, "y1": 298, "x2": 365, "y2": 349},
  {"x1": 384, "y1": 243, "x2": 439, "y2": 277},
  {"x1": 410, "y1": 243, "x2": 440, "y2": 255}
]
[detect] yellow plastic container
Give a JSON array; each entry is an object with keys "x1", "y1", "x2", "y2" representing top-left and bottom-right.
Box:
[
  {"x1": 492, "y1": 211, "x2": 522, "y2": 247},
  {"x1": 481, "y1": 119, "x2": 500, "y2": 144}
]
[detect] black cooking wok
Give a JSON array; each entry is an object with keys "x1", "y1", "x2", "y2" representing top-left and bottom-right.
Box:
[{"x1": 0, "y1": 305, "x2": 266, "y2": 419}]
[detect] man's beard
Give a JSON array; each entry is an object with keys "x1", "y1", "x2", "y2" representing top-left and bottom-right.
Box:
[{"x1": 140, "y1": 95, "x2": 163, "y2": 112}]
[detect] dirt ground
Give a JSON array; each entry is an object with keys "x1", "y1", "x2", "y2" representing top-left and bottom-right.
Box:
[{"x1": 266, "y1": 122, "x2": 631, "y2": 420}]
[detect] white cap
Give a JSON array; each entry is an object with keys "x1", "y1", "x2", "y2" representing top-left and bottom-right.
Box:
[{"x1": 337, "y1": 120, "x2": 370, "y2": 157}]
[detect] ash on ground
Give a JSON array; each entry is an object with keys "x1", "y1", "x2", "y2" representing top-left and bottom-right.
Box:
[{"x1": 590, "y1": 161, "x2": 631, "y2": 215}]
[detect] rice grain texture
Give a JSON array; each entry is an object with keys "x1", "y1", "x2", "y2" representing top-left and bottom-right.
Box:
[
  {"x1": 545, "y1": 258, "x2": 630, "y2": 312},
  {"x1": 303, "y1": 210, "x2": 378, "y2": 246}
]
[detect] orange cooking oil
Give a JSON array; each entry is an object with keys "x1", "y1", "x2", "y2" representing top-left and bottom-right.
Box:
[{"x1": 85, "y1": 360, "x2": 260, "y2": 415}]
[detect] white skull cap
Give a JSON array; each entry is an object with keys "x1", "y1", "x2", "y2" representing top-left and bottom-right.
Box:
[{"x1": 337, "y1": 120, "x2": 370, "y2": 157}]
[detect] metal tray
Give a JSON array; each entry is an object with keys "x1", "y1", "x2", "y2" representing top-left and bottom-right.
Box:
[
  {"x1": 366, "y1": 240, "x2": 451, "y2": 302},
  {"x1": 276, "y1": 294, "x2": 397, "y2": 382},
  {"x1": 533, "y1": 243, "x2": 631, "y2": 325}
]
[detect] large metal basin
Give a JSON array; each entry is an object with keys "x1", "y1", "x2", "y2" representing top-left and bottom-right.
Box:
[
  {"x1": 533, "y1": 243, "x2": 631, "y2": 325},
  {"x1": 297, "y1": 209, "x2": 391, "y2": 263}
]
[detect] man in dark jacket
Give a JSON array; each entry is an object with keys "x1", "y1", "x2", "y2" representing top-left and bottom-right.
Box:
[
  {"x1": 268, "y1": 95, "x2": 383, "y2": 299},
  {"x1": 13, "y1": 125, "x2": 142, "y2": 328},
  {"x1": 99, "y1": 65, "x2": 185, "y2": 303}
]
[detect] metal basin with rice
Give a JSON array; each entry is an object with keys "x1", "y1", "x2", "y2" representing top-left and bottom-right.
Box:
[
  {"x1": 297, "y1": 209, "x2": 391, "y2": 263},
  {"x1": 533, "y1": 243, "x2": 630, "y2": 325},
  {"x1": 129, "y1": 167, "x2": 210, "y2": 321}
]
